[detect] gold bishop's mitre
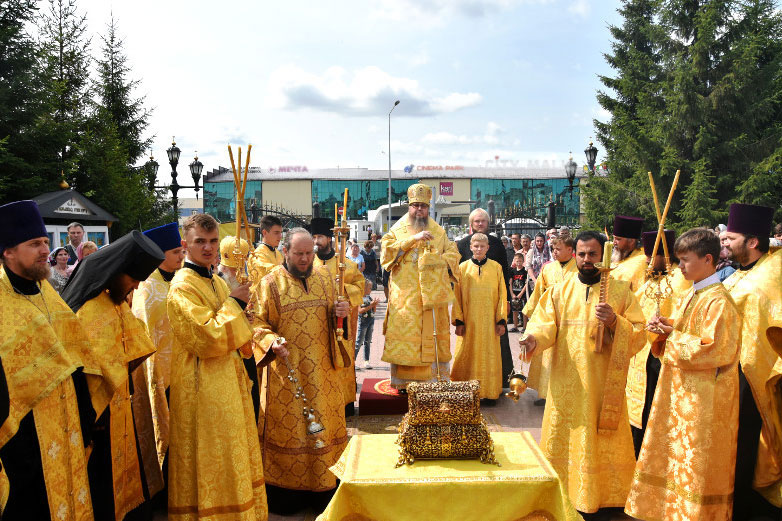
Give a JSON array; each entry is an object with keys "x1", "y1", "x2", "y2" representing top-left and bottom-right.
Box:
[{"x1": 407, "y1": 183, "x2": 432, "y2": 205}]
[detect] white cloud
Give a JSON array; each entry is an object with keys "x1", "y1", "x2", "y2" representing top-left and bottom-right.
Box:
[
  {"x1": 567, "y1": 0, "x2": 590, "y2": 18},
  {"x1": 420, "y1": 122, "x2": 504, "y2": 146},
  {"x1": 373, "y1": 0, "x2": 551, "y2": 22},
  {"x1": 266, "y1": 65, "x2": 482, "y2": 117}
]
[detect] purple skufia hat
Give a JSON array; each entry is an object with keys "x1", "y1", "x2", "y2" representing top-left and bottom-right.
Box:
[
  {"x1": 642, "y1": 230, "x2": 675, "y2": 257},
  {"x1": 613, "y1": 215, "x2": 644, "y2": 240},
  {"x1": 727, "y1": 203, "x2": 774, "y2": 237},
  {"x1": 0, "y1": 200, "x2": 48, "y2": 253},
  {"x1": 143, "y1": 222, "x2": 182, "y2": 252}
]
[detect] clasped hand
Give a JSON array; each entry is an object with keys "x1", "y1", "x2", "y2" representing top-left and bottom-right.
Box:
[
  {"x1": 647, "y1": 315, "x2": 673, "y2": 336},
  {"x1": 412, "y1": 230, "x2": 433, "y2": 242}
]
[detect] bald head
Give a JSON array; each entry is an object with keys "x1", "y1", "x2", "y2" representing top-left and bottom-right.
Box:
[{"x1": 283, "y1": 228, "x2": 315, "y2": 278}]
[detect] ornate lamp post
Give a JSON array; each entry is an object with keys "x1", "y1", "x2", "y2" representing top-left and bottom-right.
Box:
[
  {"x1": 564, "y1": 151, "x2": 578, "y2": 191},
  {"x1": 387, "y1": 100, "x2": 400, "y2": 232},
  {"x1": 145, "y1": 155, "x2": 159, "y2": 190},
  {"x1": 165, "y1": 137, "x2": 203, "y2": 217},
  {"x1": 584, "y1": 139, "x2": 599, "y2": 173}
]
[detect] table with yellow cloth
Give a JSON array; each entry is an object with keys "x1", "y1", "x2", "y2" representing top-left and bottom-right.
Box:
[{"x1": 317, "y1": 432, "x2": 581, "y2": 521}]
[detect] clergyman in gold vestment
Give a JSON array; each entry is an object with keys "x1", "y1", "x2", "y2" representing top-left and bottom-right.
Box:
[
  {"x1": 252, "y1": 228, "x2": 351, "y2": 515},
  {"x1": 522, "y1": 236, "x2": 577, "y2": 400},
  {"x1": 310, "y1": 217, "x2": 365, "y2": 410},
  {"x1": 610, "y1": 215, "x2": 648, "y2": 294},
  {"x1": 132, "y1": 222, "x2": 186, "y2": 470},
  {"x1": 722, "y1": 203, "x2": 782, "y2": 520},
  {"x1": 625, "y1": 230, "x2": 691, "y2": 457},
  {"x1": 0, "y1": 200, "x2": 96, "y2": 520},
  {"x1": 520, "y1": 231, "x2": 645, "y2": 514},
  {"x1": 166, "y1": 214, "x2": 267, "y2": 521},
  {"x1": 381, "y1": 183, "x2": 460, "y2": 389},
  {"x1": 451, "y1": 234, "x2": 508, "y2": 399},
  {"x1": 626, "y1": 228, "x2": 740, "y2": 521},
  {"x1": 62, "y1": 230, "x2": 166, "y2": 521}
]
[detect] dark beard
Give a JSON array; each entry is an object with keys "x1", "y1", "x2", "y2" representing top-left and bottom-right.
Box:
[
  {"x1": 578, "y1": 265, "x2": 600, "y2": 279},
  {"x1": 107, "y1": 276, "x2": 130, "y2": 305},
  {"x1": 20, "y1": 263, "x2": 50, "y2": 281},
  {"x1": 288, "y1": 262, "x2": 313, "y2": 279}
]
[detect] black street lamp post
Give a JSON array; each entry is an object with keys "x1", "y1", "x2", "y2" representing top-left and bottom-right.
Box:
[
  {"x1": 564, "y1": 151, "x2": 578, "y2": 191},
  {"x1": 145, "y1": 155, "x2": 159, "y2": 190},
  {"x1": 584, "y1": 139, "x2": 598, "y2": 173},
  {"x1": 164, "y1": 138, "x2": 203, "y2": 217}
]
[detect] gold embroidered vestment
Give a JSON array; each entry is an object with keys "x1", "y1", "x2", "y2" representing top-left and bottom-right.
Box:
[
  {"x1": 525, "y1": 275, "x2": 645, "y2": 513},
  {"x1": 166, "y1": 267, "x2": 267, "y2": 521}
]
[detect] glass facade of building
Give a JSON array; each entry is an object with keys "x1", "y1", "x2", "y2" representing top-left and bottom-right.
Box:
[
  {"x1": 312, "y1": 179, "x2": 418, "y2": 220},
  {"x1": 471, "y1": 178, "x2": 581, "y2": 228},
  {"x1": 204, "y1": 181, "x2": 262, "y2": 223}
]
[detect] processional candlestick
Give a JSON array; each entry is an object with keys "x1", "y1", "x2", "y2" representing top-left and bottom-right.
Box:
[
  {"x1": 227, "y1": 144, "x2": 256, "y2": 285},
  {"x1": 644, "y1": 170, "x2": 680, "y2": 334}
]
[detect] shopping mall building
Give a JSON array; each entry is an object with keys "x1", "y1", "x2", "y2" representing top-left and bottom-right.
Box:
[{"x1": 203, "y1": 162, "x2": 586, "y2": 235}]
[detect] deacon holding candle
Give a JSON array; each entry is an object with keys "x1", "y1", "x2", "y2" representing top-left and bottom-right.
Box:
[{"x1": 519, "y1": 230, "x2": 645, "y2": 516}]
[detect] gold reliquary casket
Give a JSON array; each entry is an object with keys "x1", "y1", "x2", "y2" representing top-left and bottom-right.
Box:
[{"x1": 395, "y1": 380, "x2": 498, "y2": 466}]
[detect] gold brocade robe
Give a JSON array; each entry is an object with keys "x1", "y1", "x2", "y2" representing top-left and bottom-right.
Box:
[
  {"x1": 78, "y1": 293, "x2": 163, "y2": 520},
  {"x1": 625, "y1": 267, "x2": 691, "y2": 428},
  {"x1": 526, "y1": 275, "x2": 646, "y2": 513},
  {"x1": 522, "y1": 258, "x2": 577, "y2": 399},
  {"x1": 166, "y1": 267, "x2": 267, "y2": 521},
  {"x1": 724, "y1": 250, "x2": 782, "y2": 503},
  {"x1": 131, "y1": 269, "x2": 173, "y2": 468},
  {"x1": 450, "y1": 259, "x2": 507, "y2": 399},
  {"x1": 381, "y1": 217, "x2": 460, "y2": 380},
  {"x1": 252, "y1": 265, "x2": 348, "y2": 491},
  {"x1": 313, "y1": 254, "x2": 364, "y2": 405},
  {"x1": 0, "y1": 268, "x2": 93, "y2": 520},
  {"x1": 626, "y1": 282, "x2": 741, "y2": 520},
  {"x1": 248, "y1": 243, "x2": 284, "y2": 293},
  {"x1": 611, "y1": 248, "x2": 648, "y2": 294}
]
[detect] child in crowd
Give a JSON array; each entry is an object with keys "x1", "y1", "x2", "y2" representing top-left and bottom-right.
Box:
[
  {"x1": 356, "y1": 279, "x2": 379, "y2": 369},
  {"x1": 451, "y1": 233, "x2": 508, "y2": 401},
  {"x1": 509, "y1": 252, "x2": 527, "y2": 332},
  {"x1": 625, "y1": 228, "x2": 741, "y2": 521}
]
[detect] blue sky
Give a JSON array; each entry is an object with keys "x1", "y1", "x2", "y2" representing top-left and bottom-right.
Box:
[{"x1": 68, "y1": 0, "x2": 622, "y2": 195}]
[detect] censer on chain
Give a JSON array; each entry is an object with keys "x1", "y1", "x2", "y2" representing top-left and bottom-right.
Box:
[
  {"x1": 277, "y1": 337, "x2": 326, "y2": 449},
  {"x1": 504, "y1": 336, "x2": 530, "y2": 402}
]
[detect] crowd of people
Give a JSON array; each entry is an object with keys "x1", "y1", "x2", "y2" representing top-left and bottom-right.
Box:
[{"x1": 0, "y1": 182, "x2": 780, "y2": 521}]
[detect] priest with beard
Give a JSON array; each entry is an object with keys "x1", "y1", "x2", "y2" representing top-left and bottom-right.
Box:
[
  {"x1": 380, "y1": 183, "x2": 461, "y2": 390},
  {"x1": 252, "y1": 228, "x2": 350, "y2": 515},
  {"x1": 0, "y1": 200, "x2": 96, "y2": 520},
  {"x1": 456, "y1": 208, "x2": 513, "y2": 386},
  {"x1": 722, "y1": 203, "x2": 782, "y2": 519},
  {"x1": 519, "y1": 230, "x2": 645, "y2": 518},
  {"x1": 311, "y1": 217, "x2": 365, "y2": 415},
  {"x1": 61, "y1": 229, "x2": 166, "y2": 521},
  {"x1": 609, "y1": 215, "x2": 647, "y2": 294}
]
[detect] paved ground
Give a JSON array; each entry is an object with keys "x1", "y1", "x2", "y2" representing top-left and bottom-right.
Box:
[{"x1": 158, "y1": 288, "x2": 634, "y2": 520}]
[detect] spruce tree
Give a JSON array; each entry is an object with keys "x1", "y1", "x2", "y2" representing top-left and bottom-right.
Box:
[
  {"x1": 0, "y1": 0, "x2": 53, "y2": 202},
  {"x1": 589, "y1": 0, "x2": 665, "y2": 230},
  {"x1": 37, "y1": 0, "x2": 92, "y2": 186},
  {"x1": 94, "y1": 15, "x2": 152, "y2": 165}
]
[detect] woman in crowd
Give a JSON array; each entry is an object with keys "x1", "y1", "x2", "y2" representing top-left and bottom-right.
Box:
[{"x1": 47, "y1": 246, "x2": 71, "y2": 293}]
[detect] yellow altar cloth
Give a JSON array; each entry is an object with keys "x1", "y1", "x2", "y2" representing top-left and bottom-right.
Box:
[{"x1": 317, "y1": 432, "x2": 581, "y2": 521}]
